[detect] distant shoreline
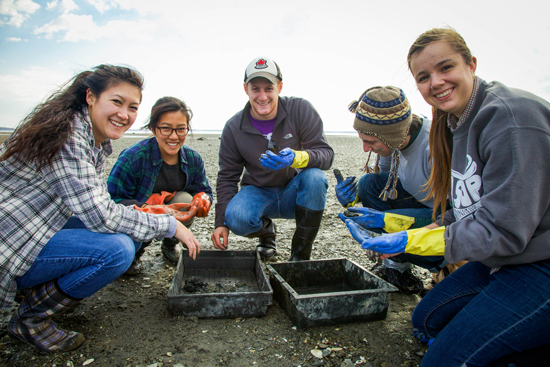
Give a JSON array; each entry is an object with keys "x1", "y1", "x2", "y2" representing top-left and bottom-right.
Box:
[{"x1": 0, "y1": 129, "x2": 358, "y2": 136}]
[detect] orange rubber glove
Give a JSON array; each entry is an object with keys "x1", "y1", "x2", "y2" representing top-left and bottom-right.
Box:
[
  {"x1": 134, "y1": 203, "x2": 198, "y2": 223},
  {"x1": 145, "y1": 191, "x2": 176, "y2": 205},
  {"x1": 191, "y1": 192, "x2": 211, "y2": 217}
]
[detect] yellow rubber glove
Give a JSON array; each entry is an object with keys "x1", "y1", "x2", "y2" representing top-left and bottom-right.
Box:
[
  {"x1": 341, "y1": 207, "x2": 415, "y2": 233},
  {"x1": 383, "y1": 212, "x2": 416, "y2": 233},
  {"x1": 403, "y1": 226, "x2": 446, "y2": 256},
  {"x1": 346, "y1": 220, "x2": 446, "y2": 256},
  {"x1": 290, "y1": 150, "x2": 309, "y2": 168}
]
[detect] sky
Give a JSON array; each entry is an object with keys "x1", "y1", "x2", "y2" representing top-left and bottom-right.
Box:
[{"x1": 1, "y1": 0, "x2": 549, "y2": 133}]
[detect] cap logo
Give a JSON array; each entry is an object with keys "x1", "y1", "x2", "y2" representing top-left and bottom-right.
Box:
[{"x1": 255, "y1": 59, "x2": 268, "y2": 69}]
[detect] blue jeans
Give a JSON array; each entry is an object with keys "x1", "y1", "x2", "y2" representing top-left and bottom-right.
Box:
[
  {"x1": 225, "y1": 168, "x2": 328, "y2": 236},
  {"x1": 357, "y1": 172, "x2": 445, "y2": 273},
  {"x1": 16, "y1": 217, "x2": 137, "y2": 299},
  {"x1": 412, "y1": 261, "x2": 550, "y2": 366},
  {"x1": 358, "y1": 172, "x2": 432, "y2": 213}
]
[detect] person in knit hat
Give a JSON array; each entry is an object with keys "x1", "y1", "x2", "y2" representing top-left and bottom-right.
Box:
[
  {"x1": 350, "y1": 85, "x2": 415, "y2": 201},
  {"x1": 337, "y1": 85, "x2": 451, "y2": 295}
]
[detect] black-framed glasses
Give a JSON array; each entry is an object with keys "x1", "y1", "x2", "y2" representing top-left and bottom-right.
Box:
[{"x1": 157, "y1": 126, "x2": 189, "y2": 136}]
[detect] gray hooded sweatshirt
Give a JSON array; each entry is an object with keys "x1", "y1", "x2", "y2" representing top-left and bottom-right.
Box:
[{"x1": 442, "y1": 79, "x2": 550, "y2": 267}]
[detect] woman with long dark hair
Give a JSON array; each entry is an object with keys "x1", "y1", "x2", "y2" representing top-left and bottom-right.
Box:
[{"x1": 0, "y1": 65, "x2": 201, "y2": 353}]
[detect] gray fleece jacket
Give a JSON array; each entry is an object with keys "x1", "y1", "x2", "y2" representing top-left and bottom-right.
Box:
[
  {"x1": 215, "y1": 96, "x2": 334, "y2": 228},
  {"x1": 442, "y1": 79, "x2": 550, "y2": 267}
]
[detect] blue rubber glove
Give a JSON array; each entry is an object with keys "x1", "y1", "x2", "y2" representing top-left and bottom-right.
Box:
[
  {"x1": 339, "y1": 207, "x2": 415, "y2": 233},
  {"x1": 345, "y1": 219, "x2": 407, "y2": 254},
  {"x1": 260, "y1": 148, "x2": 295, "y2": 170},
  {"x1": 339, "y1": 207, "x2": 384, "y2": 229},
  {"x1": 334, "y1": 170, "x2": 358, "y2": 208},
  {"x1": 345, "y1": 219, "x2": 446, "y2": 256}
]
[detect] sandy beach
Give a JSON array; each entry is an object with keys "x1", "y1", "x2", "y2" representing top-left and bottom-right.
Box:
[{"x1": 1, "y1": 133, "x2": 430, "y2": 367}]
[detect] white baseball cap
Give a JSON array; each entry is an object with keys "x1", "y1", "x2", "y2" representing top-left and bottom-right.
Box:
[{"x1": 244, "y1": 57, "x2": 283, "y2": 84}]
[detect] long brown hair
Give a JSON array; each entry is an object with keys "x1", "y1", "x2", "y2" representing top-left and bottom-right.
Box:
[
  {"x1": 407, "y1": 27, "x2": 473, "y2": 219},
  {"x1": 1, "y1": 64, "x2": 143, "y2": 170}
]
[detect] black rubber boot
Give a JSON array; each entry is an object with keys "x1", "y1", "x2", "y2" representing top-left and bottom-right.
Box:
[
  {"x1": 161, "y1": 237, "x2": 182, "y2": 264},
  {"x1": 125, "y1": 240, "x2": 151, "y2": 276},
  {"x1": 246, "y1": 218, "x2": 277, "y2": 259},
  {"x1": 289, "y1": 205, "x2": 324, "y2": 261}
]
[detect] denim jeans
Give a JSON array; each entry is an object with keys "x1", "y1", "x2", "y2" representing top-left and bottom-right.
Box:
[
  {"x1": 225, "y1": 168, "x2": 328, "y2": 236},
  {"x1": 358, "y1": 172, "x2": 432, "y2": 213},
  {"x1": 412, "y1": 261, "x2": 550, "y2": 366},
  {"x1": 357, "y1": 172, "x2": 445, "y2": 272},
  {"x1": 16, "y1": 217, "x2": 137, "y2": 299}
]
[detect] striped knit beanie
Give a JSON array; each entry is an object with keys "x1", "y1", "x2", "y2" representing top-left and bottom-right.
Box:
[{"x1": 348, "y1": 86, "x2": 412, "y2": 201}]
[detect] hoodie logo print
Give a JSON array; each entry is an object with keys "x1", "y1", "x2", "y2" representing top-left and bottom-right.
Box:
[{"x1": 451, "y1": 154, "x2": 482, "y2": 220}]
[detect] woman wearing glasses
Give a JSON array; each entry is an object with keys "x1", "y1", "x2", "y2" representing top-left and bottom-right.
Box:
[{"x1": 108, "y1": 96, "x2": 212, "y2": 272}]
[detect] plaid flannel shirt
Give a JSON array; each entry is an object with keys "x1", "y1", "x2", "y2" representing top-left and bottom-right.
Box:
[
  {"x1": 107, "y1": 137, "x2": 213, "y2": 206},
  {"x1": 0, "y1": 110, "x2": 171, "y2": 309}
]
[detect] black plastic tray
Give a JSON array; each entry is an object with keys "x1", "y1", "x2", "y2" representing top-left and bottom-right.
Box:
[
  {"x1": 267, "y1": 258, "x2": 397, "y2": 329},
  {"x1": 167, "y1": 250, "x2": 273, "y2": 318}
]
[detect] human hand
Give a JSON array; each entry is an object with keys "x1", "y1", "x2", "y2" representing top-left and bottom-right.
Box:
[
  {"x1": 191, "y1": 192, "x2": 211, "y2": 217},
  {"x1": 338, "y1": 207, "x2": 385, "y2": 229},
  {"x1": 260, "y1": 148, "x2": 295, "y2": 170},
  {"x1": 339, "y1": 207, "x2": 415, "y2": 233},
  {"x1": 174, "y1": 221, "x2": 201, "y2": 260},
  {"x1": 344, "y1": 219, "x2": 407, "y2": 254},
  {"x1": 334, "y1": 169, "x2": 358, "y2": 208},
  {"x1": 346, "y1": 220, "x2": 446, "y2": 256},
  {"x1": 134, "y1": 203, "x2": 198, "y2": 223},
  {"x1": 211, "y1": 226, "x2": 229, "y2": 250}
]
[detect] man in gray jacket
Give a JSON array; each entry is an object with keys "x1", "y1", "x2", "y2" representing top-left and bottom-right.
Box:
[{"x1": 210, "y1": 56, "x2": 334, "y2": 261}]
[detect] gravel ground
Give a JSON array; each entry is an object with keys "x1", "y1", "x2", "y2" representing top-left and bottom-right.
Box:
[{"x1": 0, "y1": 133, "x2": 431, "y2": 367}]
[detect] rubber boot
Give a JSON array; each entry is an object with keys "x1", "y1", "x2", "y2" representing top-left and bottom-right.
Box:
[
  {"x1": 289, "y1": 205, "x2": 324, "y2": 261},
  {"x1": 8, "y1": 280, "x2": 86, "y2": 353},
  {"x1": 161, "y1": 237, "x2": 182, "y2": 264},
  {"x1": 124, "y1": 240, "x2": 151, "y2": 276},
  {"x1": 246, "y1": 218, "x2": 277, "y2": 259}
]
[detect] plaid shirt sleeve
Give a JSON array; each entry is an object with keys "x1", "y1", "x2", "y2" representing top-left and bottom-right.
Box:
[{"x1": 40, "y1": 121, "x2": 171, "y2": 241}]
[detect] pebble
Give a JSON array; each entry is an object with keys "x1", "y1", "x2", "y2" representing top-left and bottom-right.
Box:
[
  {"x1": 82, "y1": 359, "x2": 94, "y2": 366},
  {"x1": 311, "y1": 349, "x2": 323, "y2": 359}
]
